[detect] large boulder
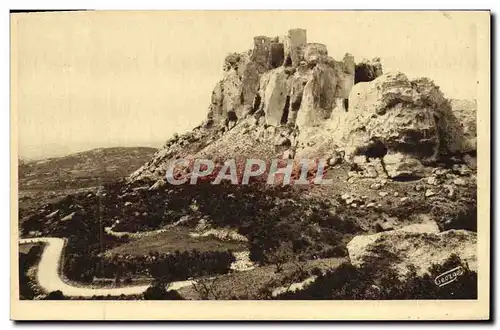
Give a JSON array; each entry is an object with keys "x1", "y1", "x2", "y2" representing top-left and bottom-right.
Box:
[
  {"x1": 286, "y1": 63, "x2": 311, "y2": 125},
  {"x1": 258, "y1": 67, "x2": 291, "y2": 126},
  {"x1": 383, "y1": 152, "x2": 428, "y2": 179},
  {"x1": 295, "y1": 63, "x2": 337, "y2": 128},
  {"x1": 450, "y1": 99, "x2": 477, "y2": 152},
  {"x1": 343, "y1": 72, "x2": 469, "y2": 163},
  {"x1": 295, "y1": 59, "x2": 354, "y2": 129},
  {"x1": 347, "y1": 223, "x2": 477, "y2": 278}
]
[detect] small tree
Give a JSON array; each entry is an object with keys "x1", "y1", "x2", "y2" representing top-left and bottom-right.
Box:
[
  {"x1": 192, "y1": 277, "x2": 225, "y2": 300},
  {"x1": 267, "y1": 242, "x2": 294, "y2": 273}
]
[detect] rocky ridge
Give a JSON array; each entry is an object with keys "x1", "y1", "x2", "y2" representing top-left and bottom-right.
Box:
[
  {"x1": 125, "y1": 28, "x2": 478, "y2": 284},
  {"x1": 130, "y1": 29, "x2": 476, "y2": 189},
  {"x1": 130, "y1": 29, "x2": 383, "y2": 183}
]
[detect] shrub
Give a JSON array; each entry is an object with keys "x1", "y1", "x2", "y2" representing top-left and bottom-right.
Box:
[
  {"x1": 191, "y1": 277, "x2": 227, "y2": 300},
  {"x1": 143, "y1": 282, "x2": 183, "y2": 300},
  {"x1": 147, "y1": 250, "x2": 235, "y2": 281},
  {"x1": 45, "y1": 290, "x2": 66, "y2": 300},
  {"x1": 19, "y1": 245, "x2": 43, "y2": 300},
  {"x1": 266, "y1": 242, "x2": 294, "y2": 273}
]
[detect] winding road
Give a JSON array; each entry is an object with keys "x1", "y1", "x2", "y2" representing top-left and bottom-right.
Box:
[{"x1": 19, "y1": 237, "x2": 194, "y2": 297}]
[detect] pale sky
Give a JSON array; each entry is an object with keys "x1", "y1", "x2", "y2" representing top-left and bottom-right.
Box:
[{"x1": 12, "y1": 11, "x2": 480, "y2": 159}]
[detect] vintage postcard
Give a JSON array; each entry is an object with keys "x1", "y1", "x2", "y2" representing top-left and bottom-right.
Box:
[{"x1": 10, "y1": 10, "x2": 490, "y2": 320}]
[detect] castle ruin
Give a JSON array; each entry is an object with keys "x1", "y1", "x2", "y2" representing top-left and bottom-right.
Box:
[{"x1": 206, "y1": 29, "x2": 379, "y2": 129}]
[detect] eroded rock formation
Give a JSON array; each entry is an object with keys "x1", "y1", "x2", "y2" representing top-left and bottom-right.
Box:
[
  {"x1": 130, "y1": 28, "x2": 477, "y2": 184},
  {"x1": 338, "y1": 72, "x2": 472, "y2": 178},
  {"x1": 207, "y1": 29, "x2": 357, "y2": 129}
]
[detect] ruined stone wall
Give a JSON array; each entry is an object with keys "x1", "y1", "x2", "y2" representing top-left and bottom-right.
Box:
[
  {"x1": 207, "y1": 35, "x2": 287, "y2": 123},
  {"x1": 251, "y1": 36, "x2": 273, "y2": 68},
  {"x1": 282, "y1": 28, "x2": 307, "y2": 66},
  {"x1": 302, "y1": 43, "x2": 328, "y2": 63},
  {"x1": 269, "y1": 43, "x2": 285, "y2": 68}
]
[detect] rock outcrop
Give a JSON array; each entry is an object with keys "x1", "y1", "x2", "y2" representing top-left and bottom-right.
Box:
[
  {"x1": 347, "y1": 222, "x2": 477, "y2": 278},
  {"x1": 383, "y1": 152, "x2": 427, "y2": 179},
  {"x1": 208, "y1": 29, "x2": 356, "y2": 129},
  {"x1": 338, "y1": 72, "x2": 472, "y2": 178},
  {"x1": 129, "y1": 29, "x2": 477, "y2": 185},
  {"x1": 207, "y1": 35, "x2": 284, "y2": 122},
  {"x1": 450, "y1": 99, "x2": 477, "y2": 152},
  {"x1": 257, "y1": 67, "x2": 291, "y2": 126}
]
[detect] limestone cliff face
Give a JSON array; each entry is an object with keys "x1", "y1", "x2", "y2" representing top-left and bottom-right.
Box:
[
  {"x1": 207, "y1": 52, "x2": 254, "y2": 122},
  {"x1": 293, "y1": 71, "x2": 475, "y2": 180},
  {"x1": 258, "y1": 67, "x2": 290, "y2": 126},
  {"x1": 281, "y1": 28, "x2": 307, "y2": 66},
  {"x1": 207, "y1": 35, "x2": 286, "y2": 123},
  {"x1": 295, "y1": 61, "x2": 348, "y2": 128},
  {"x1": 207, "y1": 29, "x2": 356, "y2": 130},
  {"x1": 449, "y1": 99, "x2": 477, "y2": 152},
  {"x1": 129, "y1": 124, "x2": 224, "y2": 182},
  {"x1": 342, "y1": 72, "x2": 470, "y2": 161},
  {"x1": 129, "y1": 28, "x2": 476, "y2": 185}
]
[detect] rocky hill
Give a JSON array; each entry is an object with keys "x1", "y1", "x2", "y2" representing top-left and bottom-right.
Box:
[
  {"x1": 129, "y1": 29, "x2": 476, "y2": 186},
  {"x1": 18, "y1": 147, "x2": 157, "y2": 216},
  {"x1": 123, "y1": 28, "x2": 477, "y2": 283}
]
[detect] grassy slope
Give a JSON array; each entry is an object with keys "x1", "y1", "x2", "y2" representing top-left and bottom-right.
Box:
[{"x1": 104, "y1": 227, "x2": 246, "y2": 257}]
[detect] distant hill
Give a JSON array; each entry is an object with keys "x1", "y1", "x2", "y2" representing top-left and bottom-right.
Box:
[
  {"x1": 18, "y1": 147, "x2": 157, "y2": 216},
  {"x1": 19, "y1": 147, "x2": 157, "y2": 191}
]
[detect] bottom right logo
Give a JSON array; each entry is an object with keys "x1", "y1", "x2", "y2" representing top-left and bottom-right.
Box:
[{"x1": 434, "y1": 266, "x2": 465, "y2": 287}]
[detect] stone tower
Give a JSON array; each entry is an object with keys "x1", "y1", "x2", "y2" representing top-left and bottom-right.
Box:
[{"x1": 281, "y1": 28, "x2": 307, "y2": 67}]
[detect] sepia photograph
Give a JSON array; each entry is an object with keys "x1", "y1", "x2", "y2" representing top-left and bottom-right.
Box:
[{"x1": 10, "y1": 10, "x2": 490, "y2": 320}]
